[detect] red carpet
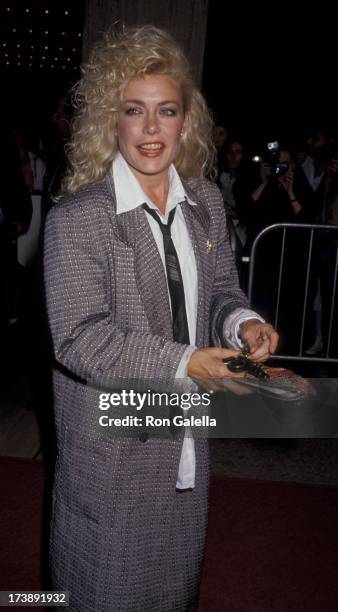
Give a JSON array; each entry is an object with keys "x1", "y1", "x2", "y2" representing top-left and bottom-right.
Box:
[
  {"x1": 199, "y1": 477, "x2": 338, "y2": 611},
  {"x1": 1, "y1": 457, "x2": 338, "y2": 611}
]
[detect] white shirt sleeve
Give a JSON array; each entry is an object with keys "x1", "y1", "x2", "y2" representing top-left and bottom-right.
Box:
[
  {"x1": 222, "y1": 307, "x2": 265, "y2": 348},
  {"x1": 175, "y1": 347, "x2": 197, "y2": 490}
]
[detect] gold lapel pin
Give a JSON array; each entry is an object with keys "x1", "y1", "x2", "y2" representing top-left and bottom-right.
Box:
[{"x1": 206, "y1": 239, "x2": 213, "y2": 253}]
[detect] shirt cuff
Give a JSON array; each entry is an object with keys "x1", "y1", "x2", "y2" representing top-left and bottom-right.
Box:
[
  {"x1": 223, "y1": 307, "x2": 265, "y2": 348},
  {"x1": 176, "y1": 434, "x2": 195, "y2": 489},
  {"x1": 175, "y1": 347, "x2": 197, "y2": 490},
  {"x1": 175, "y1": 346, "x2": 198, "y2": 394}
]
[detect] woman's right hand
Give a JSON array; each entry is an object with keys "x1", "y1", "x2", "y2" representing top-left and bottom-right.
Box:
[
  {"x1": 187, "y1": 347, "x2": 242, "y2": 380},
  {"x1": 260, "y1": 162, "x2": 271, "y2": 184}
]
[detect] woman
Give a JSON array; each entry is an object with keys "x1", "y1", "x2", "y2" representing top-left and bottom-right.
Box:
[
  {"x1": 44, "y1": 25, "x2": 278, "y2": 611},
  {"x1": 247, "y1": 147, "x2": 303, "y2": 242}
]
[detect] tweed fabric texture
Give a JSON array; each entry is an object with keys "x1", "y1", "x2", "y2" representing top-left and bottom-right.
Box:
[{"x1": 44, "y1": 169, "x2": 249, "y2": 611}]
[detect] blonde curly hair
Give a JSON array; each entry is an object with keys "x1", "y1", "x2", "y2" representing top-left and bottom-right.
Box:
[{"x1": 64, "y1": 25, "x2": 216, "y2": 193}]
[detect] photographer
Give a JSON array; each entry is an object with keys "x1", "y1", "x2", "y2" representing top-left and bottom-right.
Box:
[
  {"x1": 242, "y1": 145, "x2": 309, "y2": 352},
  {"x1": 245, "y1": 146, "x2": 304, "y2": 249}
]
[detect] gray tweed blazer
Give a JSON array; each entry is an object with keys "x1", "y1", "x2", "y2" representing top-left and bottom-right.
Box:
[{"x1": 44, "y1": 168, "x2": 249, "y2": 612}]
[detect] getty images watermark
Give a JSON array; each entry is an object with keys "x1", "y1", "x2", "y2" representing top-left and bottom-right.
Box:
[{"x1": 98, "y1": 390, "x2": 216, "y2": 428}]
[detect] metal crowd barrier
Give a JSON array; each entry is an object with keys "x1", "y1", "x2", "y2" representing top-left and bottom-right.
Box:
[{"x1": 247, "y1": 223, "x2": 338, "y2": 363}]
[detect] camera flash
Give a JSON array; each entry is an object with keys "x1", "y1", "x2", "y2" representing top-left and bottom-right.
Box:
[{"x1": 267, "y1": 141, "x2": 279, "y2": 151}]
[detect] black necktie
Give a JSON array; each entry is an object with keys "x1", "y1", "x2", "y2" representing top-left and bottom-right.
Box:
[{"x1": 143, "y1": 203, "x2": 190, "y2": 344}]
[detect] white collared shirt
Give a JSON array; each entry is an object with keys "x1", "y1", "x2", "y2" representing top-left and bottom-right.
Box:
[
  {"x1": 113, "y1": 153, "x2": 262, "y2": 489},
  {"x1": 114, "y1": 153, "x2": 197, "y2": 489},
  {"x1": 114, "y1": 152, "x2": 198, "y2": 345},
  {"x1": 301, "y1": 156, "x2": 324, "y2": 192}
]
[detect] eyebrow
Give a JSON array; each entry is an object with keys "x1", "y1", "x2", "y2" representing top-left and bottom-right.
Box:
[{"x1": 122, "y1": 99, "x2": 180, "y2": 106}]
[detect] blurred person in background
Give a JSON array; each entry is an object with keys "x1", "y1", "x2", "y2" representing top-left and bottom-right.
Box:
[
  {"x1": 218, "y1": 138, "x2": 252, "y2": 287},
  {"x1": 213, "y1": 123, "x2": 228, "y2": 180},
  {"x1": 0, "y1": 130, "x2": 32, "y2": 380}
]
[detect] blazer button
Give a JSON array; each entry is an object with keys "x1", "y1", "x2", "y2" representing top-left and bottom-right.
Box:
[{"x1": 139, "y1": 431, "x2": 149, "y2": 443}]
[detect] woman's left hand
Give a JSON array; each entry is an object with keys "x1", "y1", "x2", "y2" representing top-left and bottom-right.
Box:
[{"x1": 239, "y1": 319, "x2": 279, "y2": 362}]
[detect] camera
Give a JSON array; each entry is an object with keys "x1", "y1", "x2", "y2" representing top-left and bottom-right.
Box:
[
  {"x1": 252, "y1": 141, "x2": 289, "y2": 178},
  {"x1": 266, "y1": 141, "x2": 289, "y2": 177}
]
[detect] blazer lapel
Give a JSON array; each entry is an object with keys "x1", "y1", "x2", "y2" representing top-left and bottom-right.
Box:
[
  {"x1": 121, "y1": 207, "x2": 173, "y2": 339},
  {"x1": 105, "y1": 193, "x2": 172, "y2": 343}
]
